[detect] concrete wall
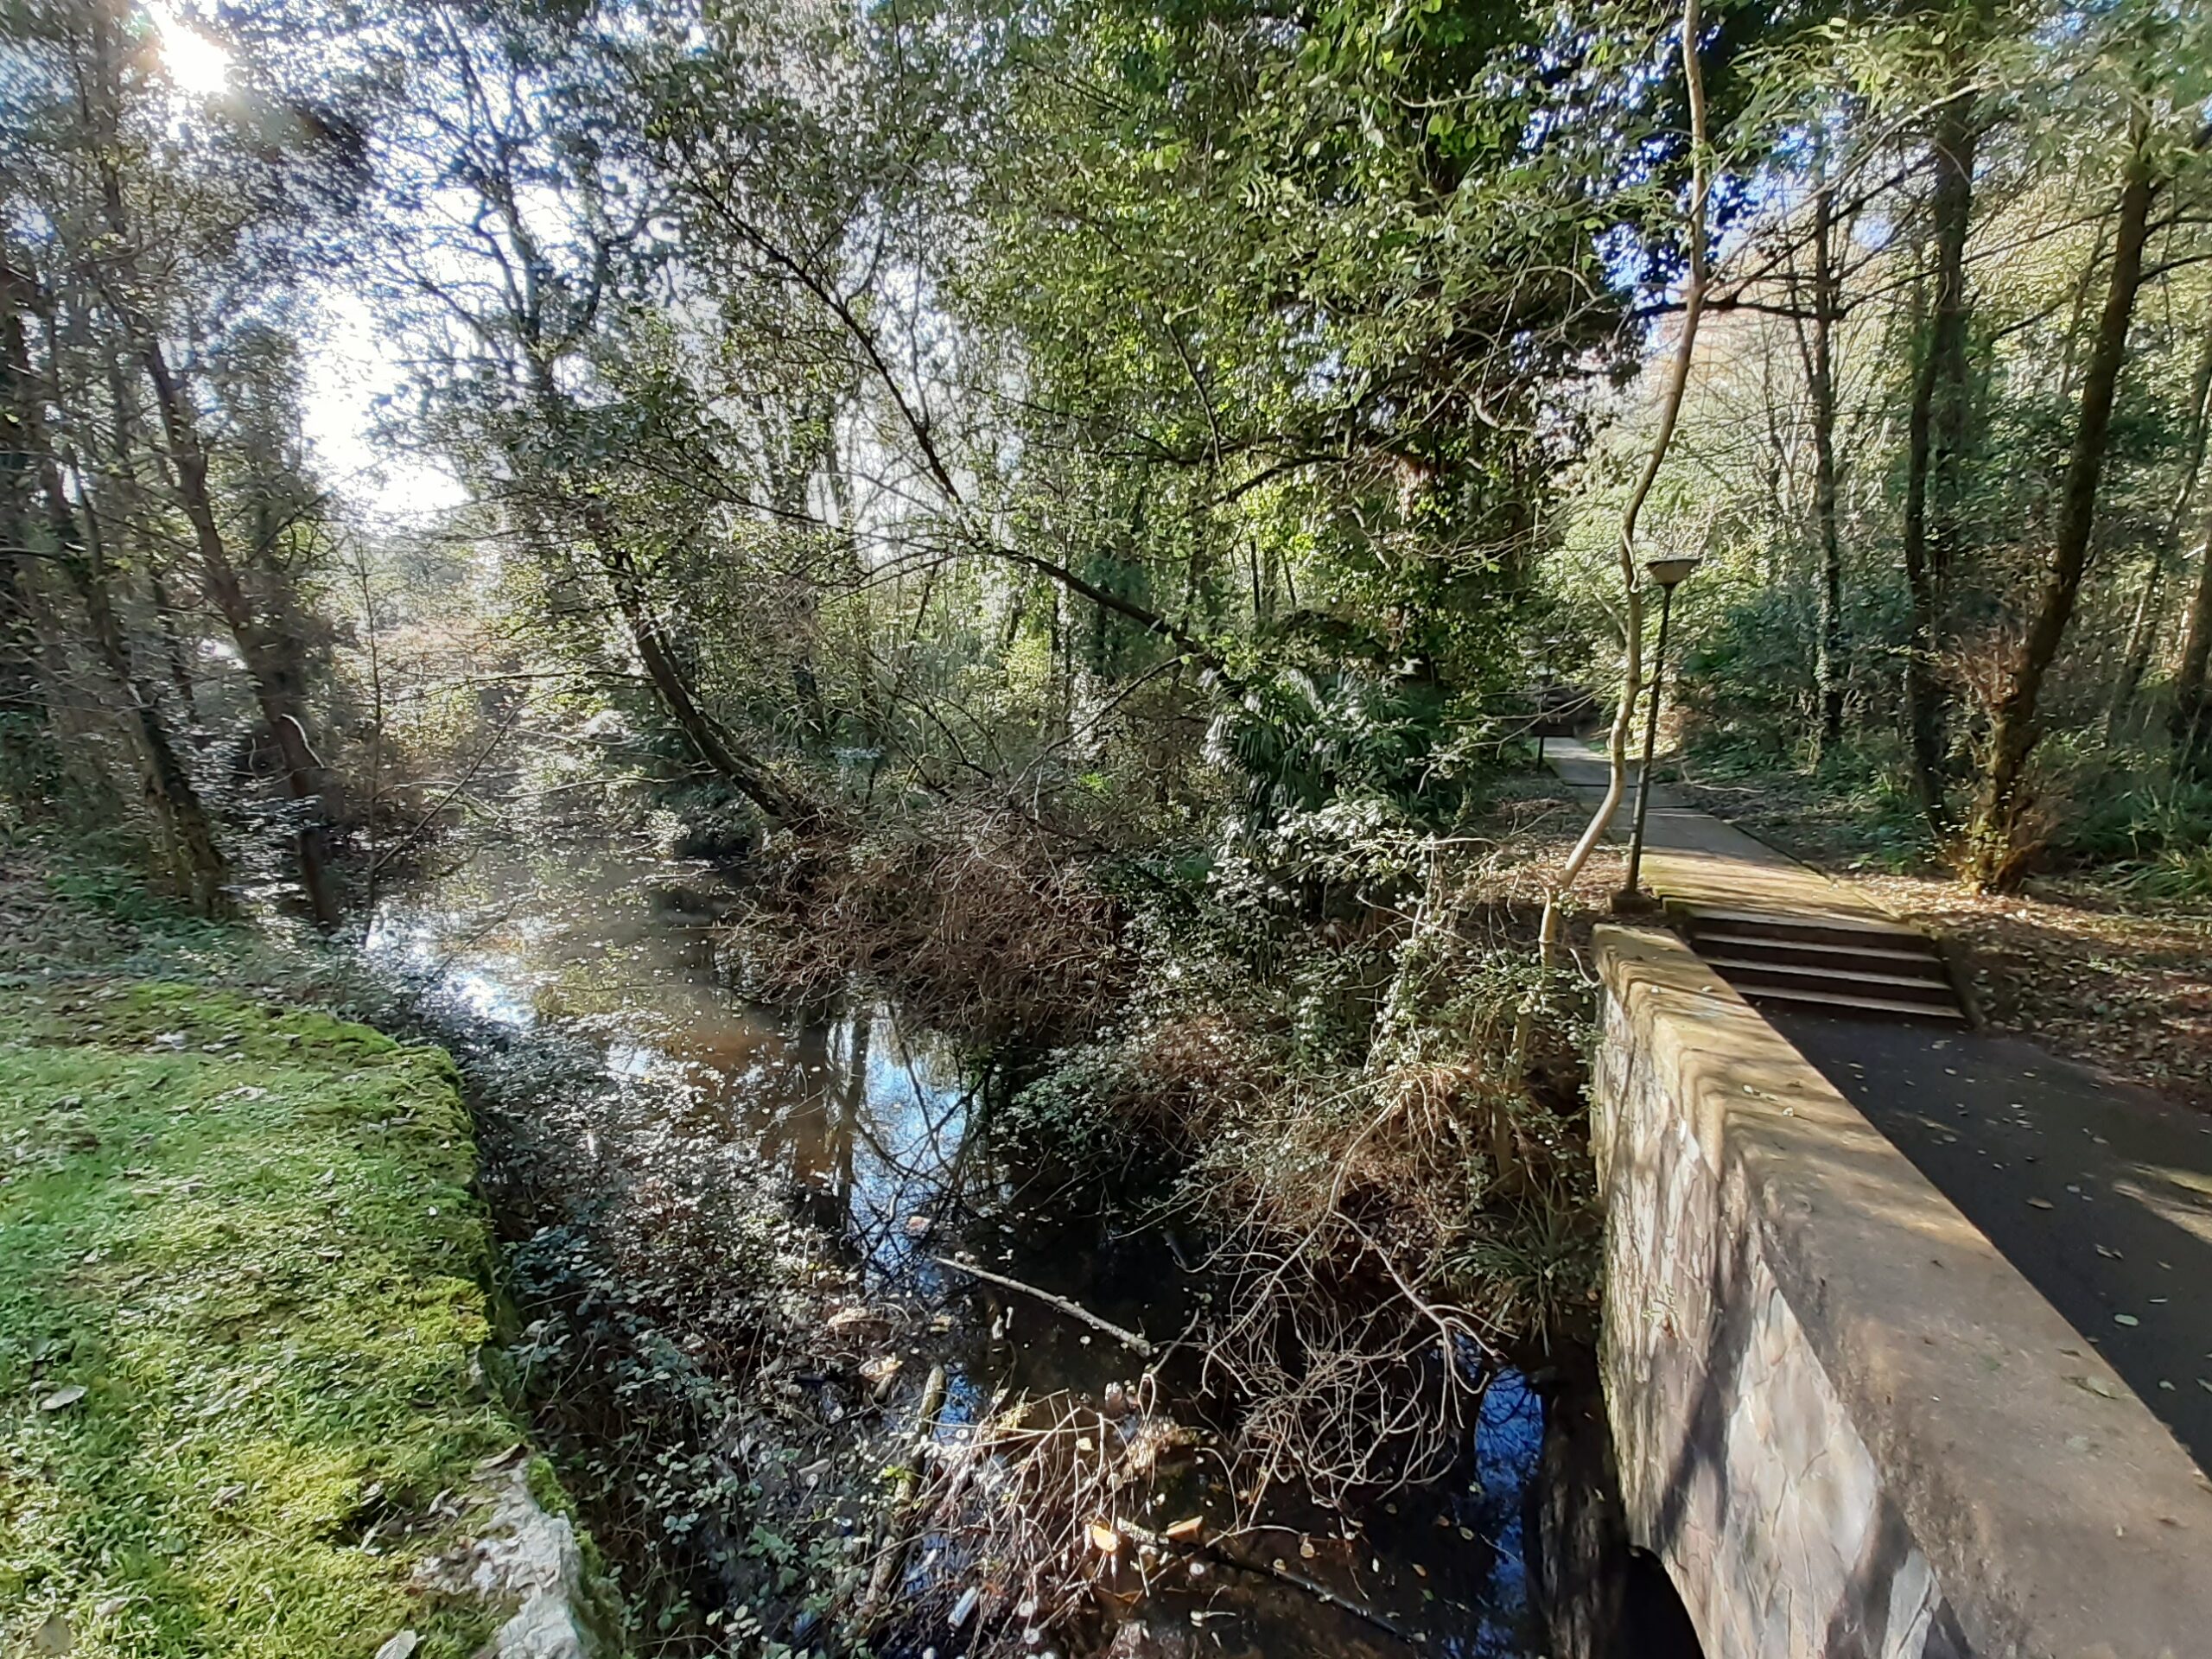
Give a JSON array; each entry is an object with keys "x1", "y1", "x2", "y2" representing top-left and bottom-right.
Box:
[{"x1": 1590, "y1": 925, "x2": 2212, "y2": 1659}]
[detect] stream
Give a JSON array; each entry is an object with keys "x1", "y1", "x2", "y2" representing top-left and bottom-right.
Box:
[{"x1": 363, "y1": 837, "x2": 1681, "y2": 1659}]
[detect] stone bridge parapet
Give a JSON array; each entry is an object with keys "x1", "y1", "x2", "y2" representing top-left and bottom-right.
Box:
[{"x1": 1590, "y1": 925, "x2": 2212, "y2": 1659}]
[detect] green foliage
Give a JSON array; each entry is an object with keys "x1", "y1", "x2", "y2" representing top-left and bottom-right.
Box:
[
  {"x1": 41, "y1": 868, "x2": 223, "y2": 933},
  {"x1": 1208, "y1": 668, "x2": 1460, "y2": 826},
  {"x1": 2037, "y1": 739, "x2": 2212, "y2": 894},
  {"x1": 1001, "y1": 1042, "x2": 1156, "y2": 1168},
  {"x1": 1684, "y1": 734, "x2": 1937, "y2": 872}
]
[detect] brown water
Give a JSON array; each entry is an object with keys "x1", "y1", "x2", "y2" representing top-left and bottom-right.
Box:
[{"x1": 365, "y1": 837, "x2": 1643, "y2": 1657}]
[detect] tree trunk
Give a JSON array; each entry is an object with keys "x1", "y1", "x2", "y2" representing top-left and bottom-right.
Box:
[
  {"x1": 1, "y1": 264, "x2": 228, "y2": 912},
  {"x1": 138, "y1": 335, "x2": 340, "y2": 926},
  {"x1": 1513, "y1": 0, "x2": 1710, "y2": 1073},
  {"x1": 146, "y1": 572, "x2": 206, "y2": 741},
  {"x1": 2107, "y1": 317, "x2": 2212, "y2": 737},
  {"x1": 580, "y1": 499, "x2": 809, "y2": 823},
  {"x1": 1805, "y1": 166, "x2": 1847, "y2": 758},
  {"x1": 0, "y1": 559, "x2": 54, "y2": 808},
  {"x1": 64, "y1": 540, "x2": 231, "y2": 915},
  {"x1": 1899, "y1": 87, "x2": 1979, "y2": 830},
  {"x1": 1968, "y1": 113, "x2": 2154, "y2": 886},
  {"x1": 2171, "y1": 495, "x2": 2212, "y2": 769},
  {"x1": 0, "y1": 315, "x2": 54, "y2": 810},
  {"x1": 77, "y1": 14, "x2": 336, "y2": 925},
  {"x1": 99, "y1": 323, "x2": 207, "y2": 745},
  {"x1": 2107, "y1": 560, "x2": 2167, "y2": 738}
]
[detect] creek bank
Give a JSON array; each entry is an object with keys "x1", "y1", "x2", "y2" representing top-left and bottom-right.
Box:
[
  {"x1": 0, "y1": 975, "x2": 622, "y2": 1657},
  {"x1": 364, "y1": 836, "x2": 1688, "y2": 1658}
]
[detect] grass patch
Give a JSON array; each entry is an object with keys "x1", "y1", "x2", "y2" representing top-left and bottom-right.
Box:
[{"x1": 0, "y1": 982, "x2": 524, "y2": 1656}]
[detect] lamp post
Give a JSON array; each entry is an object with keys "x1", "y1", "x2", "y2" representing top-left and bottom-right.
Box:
[{"x1": 1618, "y1": 555, "x2": 1701, "y2": 907}]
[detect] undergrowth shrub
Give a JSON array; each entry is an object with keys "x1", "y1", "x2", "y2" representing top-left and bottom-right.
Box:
[
  {"x1": 728, "y1": 768, "x2": 1603, "y2": 1514},
  {"x1": 2042, "y1": 738, "x2": 2212, "y2": 894},
  {"x1": 1001, "y1": 837, "x2": 1598, "y2": 1499},
  {"x1": 734, "y1": 801, "x2": 1129, "y2": 1045}
]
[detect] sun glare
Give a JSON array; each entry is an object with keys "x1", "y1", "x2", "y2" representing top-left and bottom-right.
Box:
[{"x1": 145, "y1": 1, "x2": 230, "y2": 97}]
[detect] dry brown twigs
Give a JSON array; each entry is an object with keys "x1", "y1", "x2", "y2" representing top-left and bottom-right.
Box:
[{"x1": 734, "y1": 803, "x2": 1127, "y2": 1044}]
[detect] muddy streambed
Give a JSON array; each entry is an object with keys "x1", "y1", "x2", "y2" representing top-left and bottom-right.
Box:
[{"x1": 365, "y1": 839, "x2": 1677, "y2": 1659}]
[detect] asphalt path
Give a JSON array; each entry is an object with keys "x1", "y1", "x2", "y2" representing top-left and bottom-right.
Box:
[{"x1": 1770, "y1": 1011, "x2": 2212, "y2": 1473}]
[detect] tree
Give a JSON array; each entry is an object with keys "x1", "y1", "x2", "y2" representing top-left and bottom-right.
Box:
[
  {"x1": 2171, "y1": 445, "x2": 2212, "y2": 767},
  {"x1": 1898, "y1": 8, "x2": 1991, "y2": 830},
  {"x1": 2104, "y1": 313, "x2": 2212, "y2": 734},
  {"x1": 1522, "y1": 0, "x2": 1714, "y2": 1059},
  {"x1": 1967, "y1": 99, "x2": 2158, "y2": 886},
  {"x1": 1, "y1": 0, "x2": 372, "y2": 923},
  {"x1": 0, "y1": 251, "x2": 230, "y2": 912},
  {"x1": 1796, "y1": 137, "x2": 1848, "y2": 756},
  {"x1": 385, "y1": 12, "x2": 825, "y2": 821}
]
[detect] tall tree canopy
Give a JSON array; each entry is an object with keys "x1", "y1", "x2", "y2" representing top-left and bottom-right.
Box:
[{"x1": 3, "y1": 0, "x2": 2206, "y2": 906}]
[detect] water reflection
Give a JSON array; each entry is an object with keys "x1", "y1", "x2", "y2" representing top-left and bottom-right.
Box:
[
  {"x1": 367, "y1": 842, "x2": 981, "y2": 1292},
  {"x1": 367, "y1": 837, "x2": 1580, "y2": 1656}
]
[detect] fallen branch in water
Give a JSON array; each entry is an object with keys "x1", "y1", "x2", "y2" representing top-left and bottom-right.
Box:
[
  {"x1": 1119, "y1": 1518, "x2": 1429, "y2": 1650},
  {"x1": 931, "y1": 1255, "x2": 1155, "y2": 1357},
  {"x1": 857, "y1": 1363, "x2": 949, "y2": 1632}
]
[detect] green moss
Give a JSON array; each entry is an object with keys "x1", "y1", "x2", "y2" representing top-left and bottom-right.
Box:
[
  {"x1": 523, "y1": 1455, "x2": 572, "y2": 1520},
  {"x1": 0, "y1": 983, "x2": 523, "y2": 1655}
]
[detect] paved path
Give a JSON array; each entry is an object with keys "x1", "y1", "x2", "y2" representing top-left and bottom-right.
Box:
[
  {"x1": 1545, "y1": 739, "x2": 1898, "y2": 925},
  {"x1": 1548, "y1": 740, "x2": 2212, "y2": 1470},
  {"x1": 1776, "y1": 1013, "x2": 2212, "y2": 1471}
]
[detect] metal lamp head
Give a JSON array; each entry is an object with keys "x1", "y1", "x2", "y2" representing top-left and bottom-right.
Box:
[{"x1": 1644, "y1": 555, "x2": 1702, "y2": 590}]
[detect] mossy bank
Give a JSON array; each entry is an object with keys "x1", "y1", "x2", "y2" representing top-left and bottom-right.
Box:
[{"x1": 0, "y1": 979, "x2": 623, "y2": 1656}]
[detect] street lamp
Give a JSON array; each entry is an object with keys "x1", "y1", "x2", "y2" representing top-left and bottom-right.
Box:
[{"x1": 1618, "y1": 554, "x2": 1701, "y2": 907}]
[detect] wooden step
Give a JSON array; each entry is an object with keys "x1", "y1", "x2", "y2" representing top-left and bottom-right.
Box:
[
  {"x1": 1694, "y1": 935, "x2": 1951, "y2": 980},
  {"x1": 1688, "y1": 925, "x2": 1941, "y2": 967},
  {"x1": 1679, "y1": 906, "x2": 1934, "y2": 956},
  {"x1": 1675, "y1": 900, "x2": 1967, "y2": 1023},
  {"x1": 1717, "y1": 981, "x2": 1968, "y2": 1021},
  {"x1": 1678, "y1": 902, "x2": 1911, "y2": 937},
  {"x1": 1703, "y1": 957, "x2": 1961, "y2": 1004}
]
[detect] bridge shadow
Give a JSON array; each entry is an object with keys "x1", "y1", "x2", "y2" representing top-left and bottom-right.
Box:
[
  {"x1": 1774, "y1": 1012, "x2": 2212, "y2": 1472},
  {"x1": 1529, "y1": 1343, "x2": 1704, "y2": 1659}
]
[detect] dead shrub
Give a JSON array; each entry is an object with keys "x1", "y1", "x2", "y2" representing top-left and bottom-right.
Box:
[
  {"x1": 732, "y1": 802, "x2": 1129, "y2": 1045},
  {"x1": 870, "y1": 1389, "x2": 1148, "y2": 1656},
  {"x1": 1008, "y1": 996, "x2": 1591, "y2": 1503},
  {"x1": 1185, "y1": 1052, "x2": 1588, "y2": 1499}
]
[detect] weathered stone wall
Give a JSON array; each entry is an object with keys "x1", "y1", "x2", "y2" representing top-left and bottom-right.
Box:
[
  {"x1": 1594, "y1": 970, "x2": 1956, "y2": 1657},
  {"x1": 1590, "y1": 925, "x2": 2212, "y2": 1659}
]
